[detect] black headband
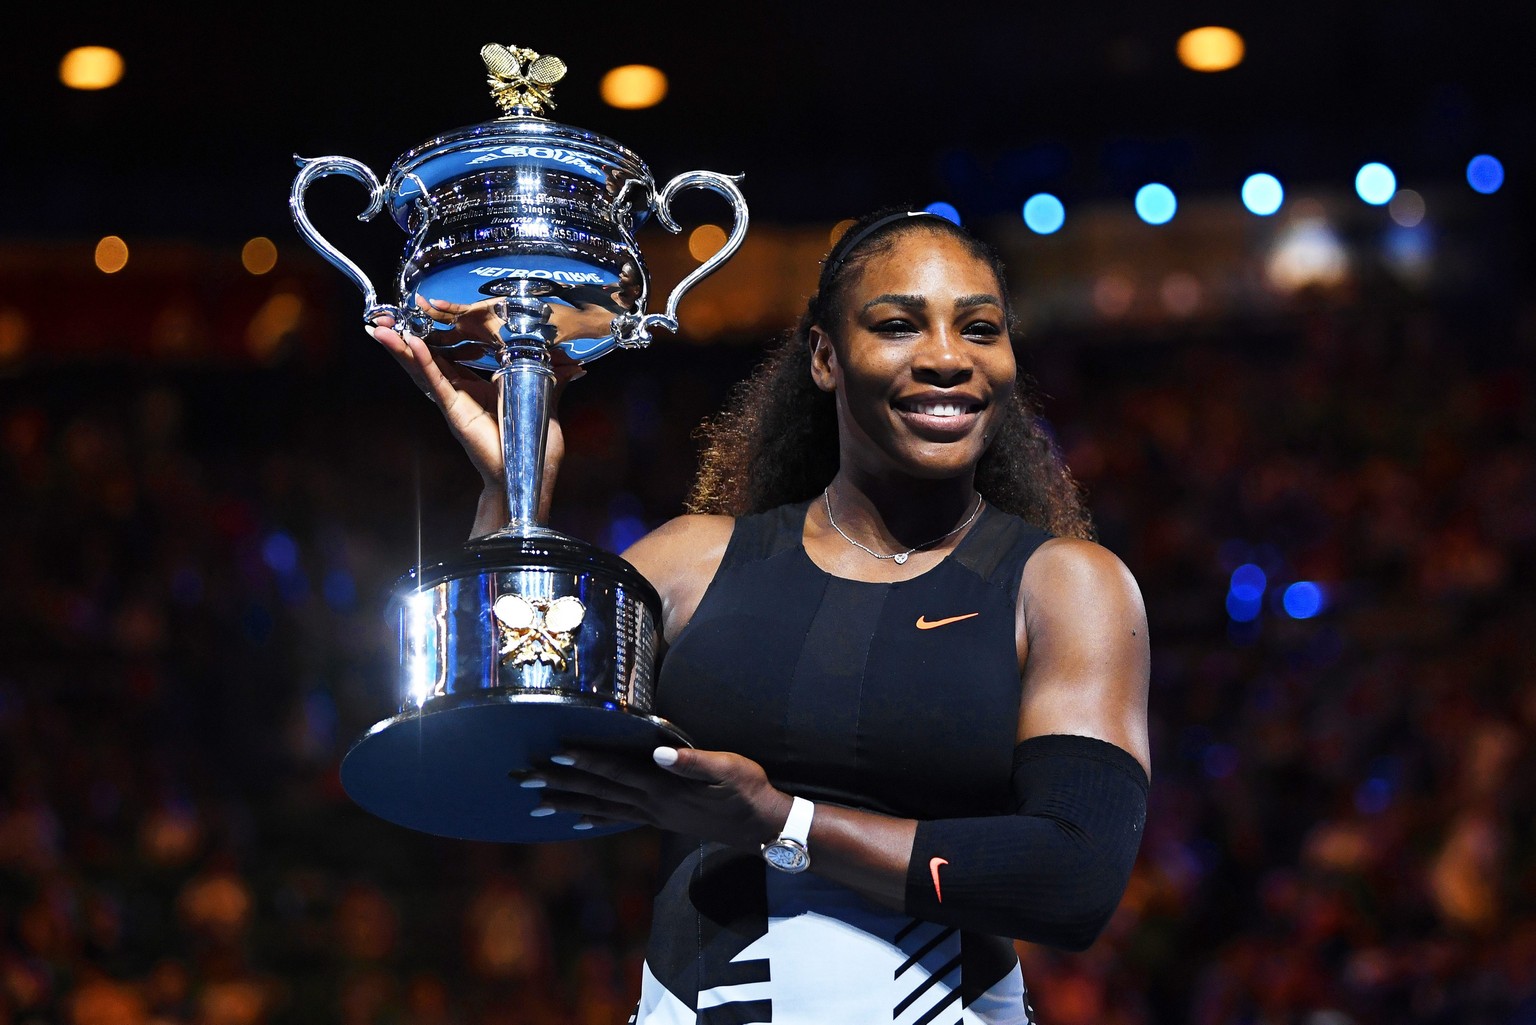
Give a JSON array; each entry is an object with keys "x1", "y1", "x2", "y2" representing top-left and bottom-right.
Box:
[{"x1": 823, "y1": 210, "x2": 950, "y2": 282}]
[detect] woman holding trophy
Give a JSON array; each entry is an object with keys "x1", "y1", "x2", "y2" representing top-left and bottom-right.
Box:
[{"x1": 371, "y1": 208, "x2": 1151, "y2": 1025}]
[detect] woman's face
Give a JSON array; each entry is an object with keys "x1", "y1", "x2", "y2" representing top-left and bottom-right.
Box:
[{"x1": 811, "y1": 229, "x2": 1015, "y2": 482}]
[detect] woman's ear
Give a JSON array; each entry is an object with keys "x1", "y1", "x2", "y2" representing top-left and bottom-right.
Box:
[{"x1": 808, "y1": 325, "x2": 838, "y2": 393}]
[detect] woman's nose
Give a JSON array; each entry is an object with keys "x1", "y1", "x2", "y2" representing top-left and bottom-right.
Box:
[{"x1": 912, "y1": 327, "x2": 973, "y2": 383}]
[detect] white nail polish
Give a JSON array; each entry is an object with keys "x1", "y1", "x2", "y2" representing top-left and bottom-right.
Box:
[
  {"x1": 572, "y1": 820, "x2": 595, "y2": 831},
  {"x1": 550, "y1": 754, "x2": 576, "y2": 766},
  {"x1": 529, "y1": 806, "x2": 556, "y2": 817},
  {"x1": 519, "y1": 777, "x2": 546, "y2": 789},
  {"x1": 653, "y1": 746, "x2": 679, "y2": 767}
]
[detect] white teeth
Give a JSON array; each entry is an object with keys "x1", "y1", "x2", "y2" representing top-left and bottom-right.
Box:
[{"x1": 914, "y1": 402, "x2": 967, "y2": 417}]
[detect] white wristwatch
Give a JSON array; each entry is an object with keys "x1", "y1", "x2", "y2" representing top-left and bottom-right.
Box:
[{"x1": 761, "y1": 796, "x2": 814, "y2": 873}]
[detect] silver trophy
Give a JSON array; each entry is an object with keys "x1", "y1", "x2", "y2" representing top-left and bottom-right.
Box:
[{"x1": 290, "y1": 44, "x2": 747, "y2": 842}]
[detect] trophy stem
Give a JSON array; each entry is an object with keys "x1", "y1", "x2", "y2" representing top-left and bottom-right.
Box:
[
  {"x1": 493, "y1": 293, "x2": 556, "y2": 535},
  {"x1": 496, "y1": 356, "x2": 553, "y2": 532}
]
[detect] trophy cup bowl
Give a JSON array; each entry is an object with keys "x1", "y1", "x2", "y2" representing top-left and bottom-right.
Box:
[{"x1": 290, "y1": 44, "x2": 747, "y2": 842}]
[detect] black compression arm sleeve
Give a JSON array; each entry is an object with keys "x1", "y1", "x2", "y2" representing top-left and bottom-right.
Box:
[{"x1": 902, "y1": 733, "x2": 1149, "y2": 950}]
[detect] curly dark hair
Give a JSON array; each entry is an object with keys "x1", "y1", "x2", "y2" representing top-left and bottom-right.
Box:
[{"x1": 685, "y1": 209, "x2": 1094, "y2": 540}]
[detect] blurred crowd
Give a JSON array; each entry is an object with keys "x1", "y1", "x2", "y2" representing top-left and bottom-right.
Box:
[{"x1": 1, "y1": 284, "x2": 1533, "y2": 1025}]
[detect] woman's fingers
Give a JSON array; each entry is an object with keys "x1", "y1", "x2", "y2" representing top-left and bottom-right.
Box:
[{"x1": 535, "y1": 790, "x2": 652, "y2": 826}]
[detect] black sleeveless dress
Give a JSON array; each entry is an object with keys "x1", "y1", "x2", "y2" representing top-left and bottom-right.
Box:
[{"x1": 633, "y1": 500, "x2": 1051, "y2": 1025}]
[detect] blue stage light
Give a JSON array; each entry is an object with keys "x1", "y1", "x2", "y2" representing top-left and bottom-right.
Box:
[
  {"x1": 1229, "y1": 563, "x2": 1267, "y2": 601},
  {"x1": 1282, "y1": 581, "x2": 1325, "y2": 618},
  {"x1": 1135, "y1": 183, "x2": 1177, "y2": 225},
  {"x1": 1355, "y1": 163, "x2": 1396, "y2": 205},
  {"x1": 1241, "y1": 173, "x2": 1284, "y2": 215},
  {"x1": 1022, "y1": 193, "x2": 1066, "y2": 234},
  {"x1": 261, "y1": 531, "x2": 299, "y2": 574},
  {"x1": 924, "y1": 201, "x2": 961, "y2": 224},
  {"x1": 1466, "y1": 154, "x2": 1504, "y2": 194},
  {"x1": 1226, "y1": 590, "x2": 1262, "y2": 623}
]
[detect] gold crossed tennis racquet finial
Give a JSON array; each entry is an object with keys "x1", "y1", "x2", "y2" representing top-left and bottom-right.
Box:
[{"x1": 481, "y1": 43, "x2": 568, "y2": 117}]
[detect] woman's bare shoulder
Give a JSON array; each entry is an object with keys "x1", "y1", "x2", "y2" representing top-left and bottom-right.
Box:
[
  {"x1": 623, "y1": 513, "x2": 736, "y2": 569},
  {"x1": 622, "y1": 515, "x2": 737, "y2": 631}
]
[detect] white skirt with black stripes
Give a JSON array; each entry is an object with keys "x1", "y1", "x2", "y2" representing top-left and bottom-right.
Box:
[{"x1": 632, "y1": 871, "x2": 1034, "y2": 1025}]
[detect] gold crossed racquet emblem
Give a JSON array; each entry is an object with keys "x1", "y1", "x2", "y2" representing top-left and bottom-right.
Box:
[
  {"x1": 481, "y1": 43, "x2": 568, "y2": 117},
  {"x1": 492, "y1": 593, "x2": 585, "y2": 670}
]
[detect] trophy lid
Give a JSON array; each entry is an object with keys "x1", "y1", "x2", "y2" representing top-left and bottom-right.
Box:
[{"x1": 383, "y1": 44, "x2": 653, "y2": 227}]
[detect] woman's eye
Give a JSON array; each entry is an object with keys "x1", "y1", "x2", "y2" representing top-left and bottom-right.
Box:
[
  {"x1": 872, "y1": 319, "x2": 916, "y2": 334},
  {"x1": 965, "y1": 321, "x2": 1003, "y2": 338}
]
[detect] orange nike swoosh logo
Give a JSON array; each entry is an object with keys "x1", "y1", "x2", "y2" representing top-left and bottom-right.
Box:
[
  {"x1": 916, "y1": 612, "x2": 980, "y2": 630},
  {"x1": 929, "y1": 857, "x2": 949, "y2": 903}
]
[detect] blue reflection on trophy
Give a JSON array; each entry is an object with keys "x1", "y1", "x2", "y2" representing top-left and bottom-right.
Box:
[{"x1": 290, "y1": 44, "x2": 747, "y2": 842}]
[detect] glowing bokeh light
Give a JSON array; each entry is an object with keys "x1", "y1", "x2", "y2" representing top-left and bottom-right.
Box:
[
  {"x1": 60, "y1": 46, "x2": 124, "y2": 90},
  {"x1": 1226, "y1": 590, "x2": 1262, "y2": 622},
  {"x1": 1092, "y1": 274, "x2": 1136, "y2": 318},
  {"x1": 95, "y1": 236, "x2": 129, "y2": 273},
  {"x1": 599, "y1": 65, "x2": 668, "y2": 109},
  {"x1": 687, "y1": 223, "x2": 727, "y2": 262},
  {"x1": 1241, "y1": 173, "x2": 1284, "y2": 216},
  {"x1": 1282, "y1": 581, "x2": 1325, "y2": 618},
  {"x1": 1022, "y1": 193, "x2": 1066, "y2": 234},
  {"x1": 1355, "y1": 163, "x2": 1397, "y2": 205},
  {"x1": 1159, "y1": 273, "x2": 1201, "y2": 317},
  {"x1": 261, "y1": 532, "x2": 300, "y2": 574},
  {"x1": 924, "y1": 202, "x2": 961, "y2": 225},
  {"x1": 1388, "y1": 189, "x2": 1425, "y2": 228},
  {"x1": 1466, "y1": 154, "x2": 1504, "y2": 195},
  {"x1": 1134, "y1": 183, "x2": 1177, "y2": 225},
  {"x1": 0, "y1": 309, "x2": 29, "y2": 362},
  {"x1": 1384, "y1": 223, "x2": 1434, "y2": 281},
  {"x1": 241, "y1": 237, "x2": 278, "y2": 275},
  {"x1": 1230, "y1": 563, "x2": 1267, "y2": 601},
  {"x1": 1266, "y1": 217, "x2": 1348, "y2": 292},
  {"x1": 1177, "y1": 27, "x2": 1245, "y2": 72}
]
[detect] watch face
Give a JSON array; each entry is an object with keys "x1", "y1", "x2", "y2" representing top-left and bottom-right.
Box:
[{"x1": 763, "y1": 840, "x2": 809, "y2": 873}]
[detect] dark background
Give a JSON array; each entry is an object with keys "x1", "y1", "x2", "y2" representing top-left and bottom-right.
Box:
[{"x1": 2, "y1": 4, "x2": 1534, "y2": 1024}]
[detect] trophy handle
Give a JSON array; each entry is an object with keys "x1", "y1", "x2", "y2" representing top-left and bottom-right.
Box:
[
  {"x1": 290, "y1": 155, "x2": 431, "y2": 334},
  {"x1": 613, "y1": 171, "x2": 748, "y2": 348}
]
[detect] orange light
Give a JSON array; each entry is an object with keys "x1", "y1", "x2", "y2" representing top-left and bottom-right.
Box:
[
  {"x1": 687, "y1": 224, "x2": 727, "y2": 262},
  {"x1": 247, "y1": 293, "x2": 304, "y2": 358},
  {"x1": 0, "y1": 309, "x2": 29, "y2": 362},
  {"x1": 1177, "y1": 27, "x2": 1244, "y2": 72},
  {"x1": 242, "y1": 237, "x2": 278, "y2": 275},
  {"x1": 60, "y1": 46, "x2": 125, "y2": 90},
  {"x1": 95, "y1": 236, "x2": 129, "y2": 273},
  {"x1": 829, "y1": 219, "x2": 857, "y2": 246},
  {"x1": 600, "y1": 65, "x2": 668, "y2": 109}
]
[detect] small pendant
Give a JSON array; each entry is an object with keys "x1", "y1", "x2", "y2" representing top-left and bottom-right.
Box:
[{"x1": 893, "y1": 552, "x2": 909, "y2": 565}]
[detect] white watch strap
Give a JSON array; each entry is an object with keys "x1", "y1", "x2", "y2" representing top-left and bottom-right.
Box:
[{"x1": 780, "y1": 796, "x2": 814, "y2": 845}]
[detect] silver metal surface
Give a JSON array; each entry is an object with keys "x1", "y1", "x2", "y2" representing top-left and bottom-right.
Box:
[
  {"x1": 393, "y1": 560, "x2": 656, "y2": 710},
  {"x1": 335, "y1": 537, "x2": 682, "y2": 842},
  {"x1": 288, "y1": 111, "x2": 748, "y2": 366},
  {"x1": 300, "y1": 52, "x2": 732, "y2": 842}
]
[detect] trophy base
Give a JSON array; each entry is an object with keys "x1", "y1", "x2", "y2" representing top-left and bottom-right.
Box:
[{"x1": 340, "y1": 694, "x2": 690, "y2": 843}]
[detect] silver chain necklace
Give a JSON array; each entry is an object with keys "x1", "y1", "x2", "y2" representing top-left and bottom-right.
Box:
[{"x1": 822, "y1": 490, "x2": 984, "y2": 565}]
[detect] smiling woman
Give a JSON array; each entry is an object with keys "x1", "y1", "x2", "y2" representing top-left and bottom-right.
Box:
[{"x1": 371, "y1": 208, "x2": 1151, "y2": 1024}]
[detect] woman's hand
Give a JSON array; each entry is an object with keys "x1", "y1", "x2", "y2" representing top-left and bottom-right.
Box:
[
  {"x1": 531, "y1": 746, "x2": 794, "y2": 850},
  {"x1": 369, "y1": 296, "x2": 583, "y2": 531}
]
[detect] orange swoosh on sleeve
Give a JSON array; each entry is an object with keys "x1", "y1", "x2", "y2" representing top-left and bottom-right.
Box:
[
  {"x1": 915, "y1": 612, "x2": 980, "y2": 630},
  {"x1": 929, "y1": 857, "x2": 949, "y2": 902}
]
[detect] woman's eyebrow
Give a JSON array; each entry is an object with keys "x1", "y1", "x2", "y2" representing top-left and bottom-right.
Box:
[
  {"x1": 955, "y1": 293, "x2": 1003, "y2": 310},
  {"x1": 861, "y1": 293, "x2": 925, "y2": 314}
]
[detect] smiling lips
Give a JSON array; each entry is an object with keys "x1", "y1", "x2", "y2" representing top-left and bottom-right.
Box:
[{"x1": 893, "y1": 396, "x2": 985, "y2": 437}]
